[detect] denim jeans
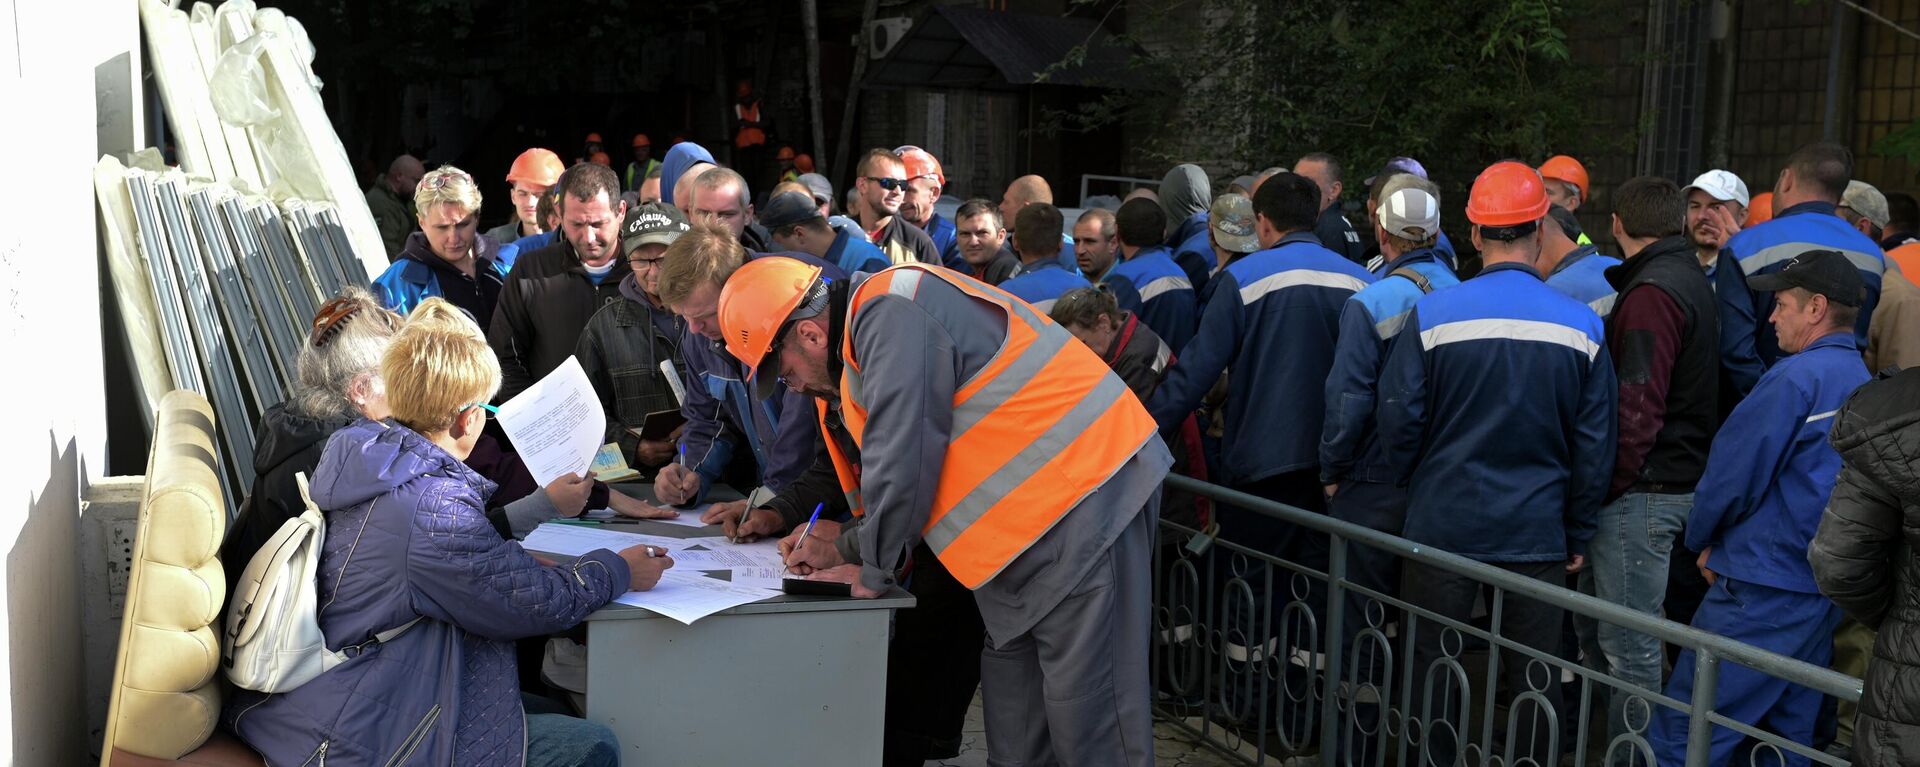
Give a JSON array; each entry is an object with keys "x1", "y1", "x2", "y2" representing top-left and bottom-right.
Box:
[
  {"x1": 526, "y1": 713, "x2": 619, "y2": 767},
  {"x1": 1575, "y1": 491, "x2": 1693, "y2": 764}
]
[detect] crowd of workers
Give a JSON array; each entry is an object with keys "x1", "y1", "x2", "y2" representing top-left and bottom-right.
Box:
[{"x1": 204, "y1": 130, "x2": 1920, "y2": 767}]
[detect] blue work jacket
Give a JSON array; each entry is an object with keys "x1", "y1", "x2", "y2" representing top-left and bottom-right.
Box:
[
  {"x1": 1689, "y1": 331, "x2": 1869, "y2": 593},
  {"x1": 1546, "y1": 244, "x2": 1623, "y2": 318},
  {"x1": 1147, "y1": 232, "x2": 1374, "y2": 483},
  {"x1": 1320, "y1": 248, "x2": 1460, "y2": 485},
  {"x1": 1719, "y1": 201, "x2": 1885, "y2": 395},
  {"x1": 1376, "y1": 262, "x2": 1617, "y2": 563},
  {"x1": 824, "y1": 227, "x2": 892, "y2": 275},
  {"x1": 1105, "y1": 245, "x2": 1198, "y2": 352},
  {"x1": 999, "y1": 260, "x2": 1092, "y2": 312}
]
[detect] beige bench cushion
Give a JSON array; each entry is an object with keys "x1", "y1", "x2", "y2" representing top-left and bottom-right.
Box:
[{"x1": 101, "y1": 390, "x2": 228, "y2": 762}]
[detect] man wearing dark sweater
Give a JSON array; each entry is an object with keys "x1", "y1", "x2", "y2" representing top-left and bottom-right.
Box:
[{"x1": 1577, "y1": 176, "x2": 1722, "y2": 757}]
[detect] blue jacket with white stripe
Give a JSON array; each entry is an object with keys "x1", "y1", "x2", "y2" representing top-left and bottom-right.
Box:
[
  {"x1": 1320, "y1": 247, "x2": 1459, "y2": 485},
  {"x1": 1376, "y1": 262, "x2": 1617, "y2": 563},
  {"x1": 1546, "y1": 245, "x2": 1623, "y2": 318},
  {"x1": 999, "y1": 260, "x2": 1091, "y2": 313},
  {"x1": 1719, "y1": 201, "x2": 1886, "y2": 395},
  {"x1": 1688, "y1": 331, "x2": 1868, "y2": 593},
  {"x1": 1104, "y1": 245, "x2": 1198, "y2": 352},
  {"x1": 1148, "y1": 232, "x2": 1375, "y2": 484}
]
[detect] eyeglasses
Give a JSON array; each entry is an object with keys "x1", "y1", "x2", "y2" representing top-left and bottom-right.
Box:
[
  {"x1": 459, "y1": 402, "x2": 499, "y2": 419},
  {"x1": 863, "y1": 177, "x2": 907, "y2": 191},
  {"x1": 628, "y1": 254, "x2": 667, "y2": 268}
]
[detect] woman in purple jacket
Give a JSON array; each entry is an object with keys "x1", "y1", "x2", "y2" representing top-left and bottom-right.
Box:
[{"x1": 227, "y1": 299, "x2": 673, "y2": 766}]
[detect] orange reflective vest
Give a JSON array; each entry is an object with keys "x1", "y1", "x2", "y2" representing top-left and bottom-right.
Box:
[
  {"x1": 734, "y1": 101, "x2": 766, "y2": 149},
  {"x1": 815, "y1": 264, "x2": 1159, "y2": 588}
]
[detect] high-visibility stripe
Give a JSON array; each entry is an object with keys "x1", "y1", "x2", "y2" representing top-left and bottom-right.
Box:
[
  {"x1": 1740, "y1": 243, "x2": 1885, "y2": 277},
  {"x1": 1806, "y1": 409, "x2": 1840, "y2": 424},
  {"x1": 949, "y1": 328, "x2": 1071, "y2": 441},
  {"x1": 1151, "y1": 340, "x2": 1172, "y2": 375},
  {"x1": 887, "y1": 268, "x2": 923, "y2": 299},
  {"x1": 1138, "y1": 274, "x2": 1193, "y2": 302},
  {"x1": 1374, "y1": 310, "x2": 1411, "y2": 340},
  {"x1": 1030, "y1": 298, "x2": 1060, "y2": 313},
  {"x1": 1589, "y1": 293, "x2": 1617, "y2": 318},
  {"x1": 1238, "y1": 269, "x2": 1369, "y2": 305},
  {"x1": 1419, "y1": 317, "x2": 1601, "y2": 361}
]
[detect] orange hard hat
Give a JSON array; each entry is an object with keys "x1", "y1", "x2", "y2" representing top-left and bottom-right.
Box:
[
  {"x1": 1746, "y1": 192, "x2": 1775, "y2": 226},
  {"x1": 776, "y1": 146, "x2": 796, "y2": 161},
  {"x1": 719, "y1": 257, "x2": 825, "y2": 399},
  {"x1": 1537, "y1": 155, "x2": 1590, "y2": 199},
  {"x1": 589, "y1": 151, "x2": 612, "y2": 167},
  {"x1": 895, "y1": 146, "x2": 945, "y2": 188},
  {"x1": 1466, "y1": 161, "x2": 1552, "y2": 227},
  {"x1": 794, "y1": 153, "x2": 816, "y2": 173},
  {"x1": 506, "y1": 148, "x2": 565, "y2": 187},
  {"x1": 585, "y1": 132, "x2": 604, "y2": 145},
  {"x1": 632, "y1": 133, "x2": 651, "y2": 148}
]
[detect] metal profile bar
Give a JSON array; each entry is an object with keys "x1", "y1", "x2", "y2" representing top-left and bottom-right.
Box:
[
  {"x1": 123, "y1": 170, "x2": 206, "y2": 395},
  {"x1": 314, "y1": 205, "x2": 369, "y2": 286},
  {"x1": 188, "y1": 186, "x2": 285, "y2": 410},
  {"x1": 220, "y1": 195, "x2": 304, "y2": 377},
  {"x1": 151, "y1": 174, "x2": 252, "y2": 514},
  {"x1": 251, "y1": 200, "x2": 321, "y2": 320}
]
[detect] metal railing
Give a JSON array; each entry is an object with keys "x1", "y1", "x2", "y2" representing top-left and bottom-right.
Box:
[{"x1": 1151, "y1": 475, "x2": 1862, "y2": 767}]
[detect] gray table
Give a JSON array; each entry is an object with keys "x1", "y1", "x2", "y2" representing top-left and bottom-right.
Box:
[{"x1": 576, "y1": 485, "x2": 914, "y2": 765}]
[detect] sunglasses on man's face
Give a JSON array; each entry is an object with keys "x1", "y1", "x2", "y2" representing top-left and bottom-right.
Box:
[{"x1": 864, "y1": 177, "x2": 907, "y2": 192}]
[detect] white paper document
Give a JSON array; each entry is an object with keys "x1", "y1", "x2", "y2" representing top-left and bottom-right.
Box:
[
  {"x1": 522, "y1": 524, "x2": 681, "y2": 559},
  {"x1": 613, "y1": 569, "x2": 775, "y2": 624},
  {"x1": 580, "y1": 506, "x2": 714, "y2": 528},
  {"x1": 669, "y1": 538, "x2": 786, "y2": 570},
  {"x1": 496, "y1": 356, "x2": 604, "y2": 486}
]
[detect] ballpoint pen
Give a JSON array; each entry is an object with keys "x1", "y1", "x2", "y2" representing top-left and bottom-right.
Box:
[{"x1": 787, "y1": 502, "x2": 826, "y2": 572}]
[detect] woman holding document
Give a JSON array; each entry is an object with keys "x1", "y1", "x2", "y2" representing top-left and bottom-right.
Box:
[{"x1": 226, "y1": 298, "x2": 672, "y2": 766}]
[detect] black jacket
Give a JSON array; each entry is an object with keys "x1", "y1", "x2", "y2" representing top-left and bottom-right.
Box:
[
  {"x1": 221, "y1": 403, "x2": 347, "y2": 598},
  {"x1": 1810, "y1": 367, "x2": 1920, "y2": 766},
  {"x1": 1603, "y1": 235, "x2": 1722, "y2": 491},
  {"x1": 576, "y1": 272, "x2": 685, "y2": 462},
  {"x1": 487, "y1": 238, "x2": 631, "y2": 401}
]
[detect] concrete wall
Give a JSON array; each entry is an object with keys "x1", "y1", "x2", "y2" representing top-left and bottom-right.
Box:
[{"x1": 0, "y1": 0, "x2": 139, "y2": 762}]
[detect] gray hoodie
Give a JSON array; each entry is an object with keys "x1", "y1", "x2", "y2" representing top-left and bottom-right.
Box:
[{"x1": 1159, "y1": 164, "x2": 1213, "y2": 240}]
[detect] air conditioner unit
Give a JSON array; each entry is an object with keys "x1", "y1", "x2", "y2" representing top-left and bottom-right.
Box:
[{"x1": 868, "y1": 18, "x2": 913, "y2": 59}]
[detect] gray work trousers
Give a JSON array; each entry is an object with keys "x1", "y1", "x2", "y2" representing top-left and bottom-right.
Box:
[{"x1": 978, "y1": 498, "x2": 1157, "y2": 767}]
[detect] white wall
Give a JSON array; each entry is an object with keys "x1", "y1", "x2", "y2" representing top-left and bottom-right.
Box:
[{"x1": 0, "y1": 0, "x2": 138, "y2": 762}]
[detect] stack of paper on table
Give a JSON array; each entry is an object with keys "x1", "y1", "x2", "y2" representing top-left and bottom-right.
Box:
[{"x1": 523, "y1": 522, "x2": 791, "y2": 624}]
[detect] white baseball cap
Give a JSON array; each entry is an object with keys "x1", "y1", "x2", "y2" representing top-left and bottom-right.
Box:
[{"x1": 1684, "y1": 170, "x2": 1750, "y2": 209}]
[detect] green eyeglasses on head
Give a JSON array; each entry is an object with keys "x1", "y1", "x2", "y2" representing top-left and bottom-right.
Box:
[{"x1": 460, "y1": 402, "x2": 500, "y2": 418}]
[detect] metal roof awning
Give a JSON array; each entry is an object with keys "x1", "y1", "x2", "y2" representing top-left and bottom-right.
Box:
[{"x1": 866, "y1": 5, "x2": 1141, "y2": 91}]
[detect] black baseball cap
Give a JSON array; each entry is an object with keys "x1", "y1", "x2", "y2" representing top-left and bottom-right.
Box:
[
  {"x1": 1746, "y1": 249, "x2": 1864, "y2": 306},
  {"x1": 759, "y1": 191, "x2": 825, "y2": 231},
  {"x1": 620, "y1": 202, "x2": 690, "y2": 254}
]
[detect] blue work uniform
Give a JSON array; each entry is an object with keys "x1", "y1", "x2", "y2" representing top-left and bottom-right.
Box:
[
  {"x1": 1718, "y1": 201, "x2": 1886, "y2": 397},
  {"x1": 1149, "y1": 231, "x2": 1374, "y2": 486},
  {"x1": 925, "y1": 212, "x2": 958, "y2": 266},
  {"x1": 822, "y1": 227, "x2": 892, "y2": 275},
  {"x1": 1545, "y1": 244, "x2": 1623, "y2": 318},
  {"x1": 1650, "y1": 331, "x2": 1869, "y2": 766},
  {"x1": 1375, "y1": 261, "x2": 1616, "y2": 563},
  {"x1": 1104, "y1": 245, "x2": 1198, "y2": 352},
  {"x1": 1170, "y1": 212, "x2": 1215, "y2": 295},
  {"x1": 998, "y1": 260, "x2": 1091, "y2": 313}
]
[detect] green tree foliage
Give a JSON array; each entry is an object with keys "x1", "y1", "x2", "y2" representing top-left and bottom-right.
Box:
[{"x1": 1045, "y1": 0, "x2": 1607, "y2": 213}]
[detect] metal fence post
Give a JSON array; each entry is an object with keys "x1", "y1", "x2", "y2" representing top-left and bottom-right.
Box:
[
  {"x1": 1319, "y1": 533, "x2": 1348, "y2": 766},
  {"x1": 1683, "y1": 649, "x2": 1720, "y2": 767}
]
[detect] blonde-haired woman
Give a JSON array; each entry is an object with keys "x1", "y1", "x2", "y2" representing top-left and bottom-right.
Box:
[
  {"x1": 372, "y1": 165, "x2": 511, "y2": 324},
  {"x1": 228, "y1": 298, "x2": 672, "y2": 767}
]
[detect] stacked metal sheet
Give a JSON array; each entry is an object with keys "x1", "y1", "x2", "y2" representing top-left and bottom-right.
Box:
[{"x1": 99, "y1": 158, "x2": 370, "y2": 515}]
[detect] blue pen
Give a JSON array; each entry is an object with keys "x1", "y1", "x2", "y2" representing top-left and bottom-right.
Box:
[{"x1": 788, "y1": 503, "x2": 826, "y2": 572}]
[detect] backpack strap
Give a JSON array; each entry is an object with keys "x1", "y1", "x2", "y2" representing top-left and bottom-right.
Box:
[{"x1": 1390, "y1": 266, "x2": 1435, "y2": 294}]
